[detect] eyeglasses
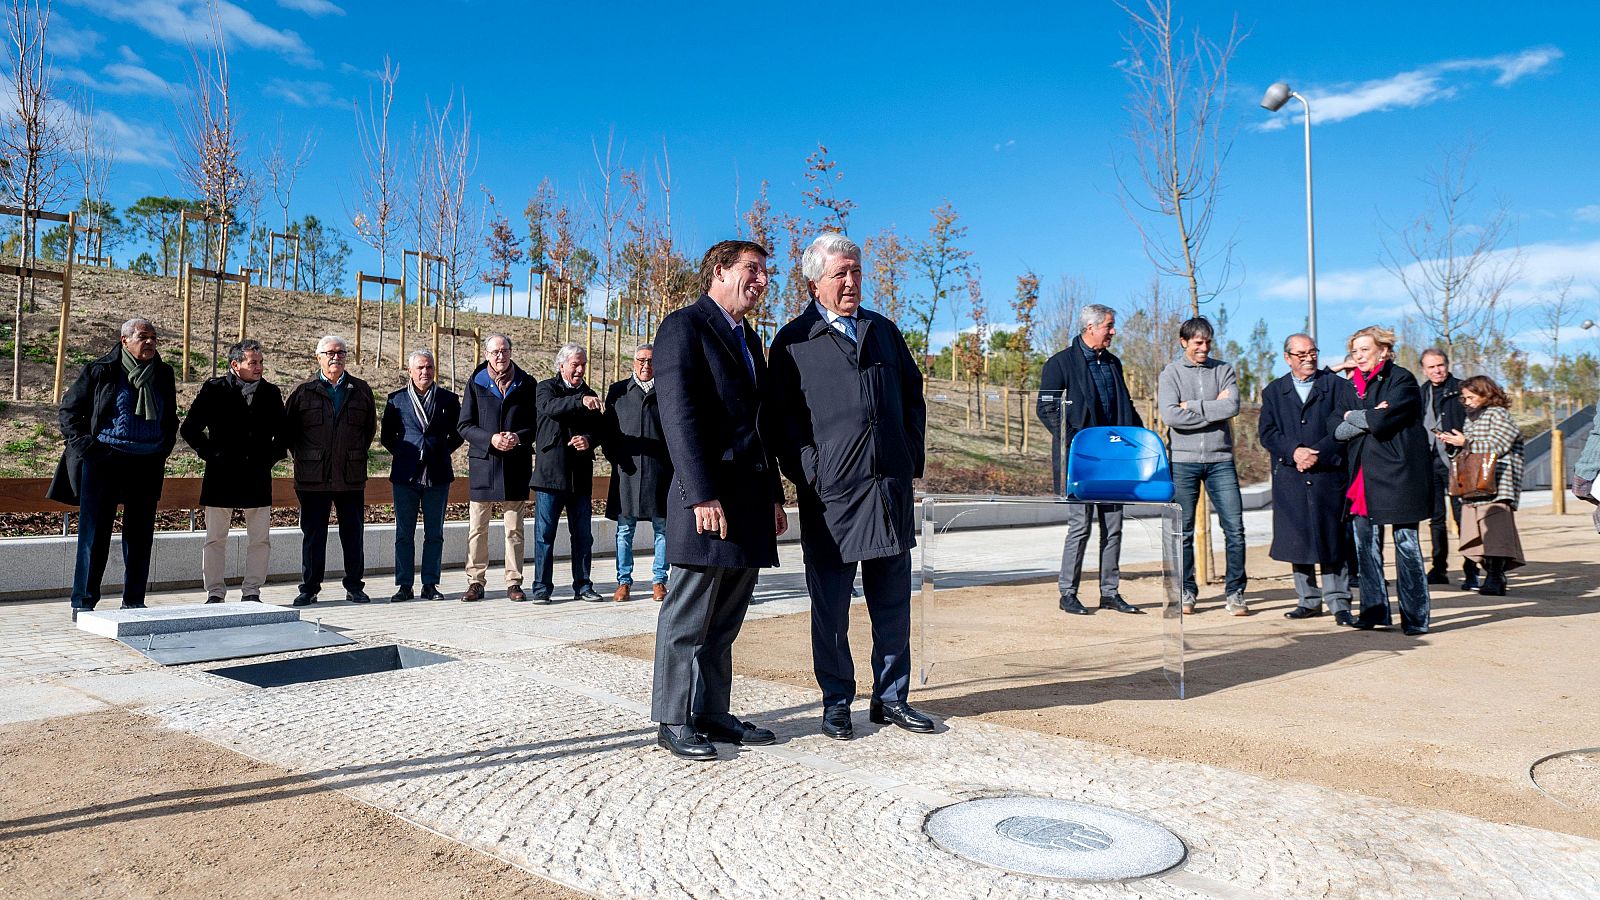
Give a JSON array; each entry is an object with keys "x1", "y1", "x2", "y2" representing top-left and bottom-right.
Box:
[
  {"x1": 129, "y1": 333, "x2": 159, "y2": 343},
  {"x1": 634, "y1": 358, "x2": 654, "y2": 365},
  {"x1": 319, "y1": 349, "x2": 348, "y2": 357},
  {"x1": 1286, "y1": 349, "x2": 1319, "y2": 360}
]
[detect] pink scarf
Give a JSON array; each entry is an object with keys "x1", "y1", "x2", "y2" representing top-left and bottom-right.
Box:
[{"x1": 1345, "y1": 361, "x2": 1386, "y2": 517}]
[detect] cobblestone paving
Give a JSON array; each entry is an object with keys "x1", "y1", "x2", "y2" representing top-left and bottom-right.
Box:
[{"x1": 153, "y1": 647, "x2": 1600, "y2": 900}]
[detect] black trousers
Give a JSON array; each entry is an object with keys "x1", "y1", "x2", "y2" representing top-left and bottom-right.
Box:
[
  {"x1": 71, "y1": 450, "x2": 164, "y2": 610},
  {"x1": 650, "y1": 564, "x2": 758, "y2": 726},
  {"x1": 807, "y1": 549, "x2": 912, "y2": 707},
  {"x1": 1429, "y1": 459, "x2": 1477, "y2": 577},
  {"x1": 297, "y1": 489, "x2": 366, "y2": 595}
]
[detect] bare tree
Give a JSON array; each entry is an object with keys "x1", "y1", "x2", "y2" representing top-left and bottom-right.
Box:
[
  {"x1": 265, "y1": 116, "x2": 316, "y2": 288},
  {"x1": 421, "y1": 93, "x2": 479, "y2": 327},
  {"x1": 800, "y1": 142, "x2": 855, "y2": 235},
  {"x1": 177, "y1": 8, "x2": 249, "y2": 375},
  {"x1": 69, "y1": 90, "x2": 113, "y2": 253},
  {"x1": 961, "y1": 268, "x2": 987, "y2": 423},
  {"x1": 1381, "y1": 148, "x2": 1520, "y2": 357},
  {"x1": 1115, "y1": 276, "x2": 1184, "y2": 414},
  {"x1": 862, "y1": 225, "x2": 909, "y2": 328},
  {"x1": 480, "y1": 188, "x2": 520, "y2": 312},
  {"x1": 587, "y1": 128, "x2": 628, "y2": 316},
  {"x1": 1115, "y1": 0, "x2": 1244, "y2": 316},
  {"x1": 1535, "y1": 277, "x2": 1578, "y2": 424},
  {"x1": 1010, "y1": 269, "x2": 1041, "y2": 388},
  {"x1": 349, "y1": 56, "x2": 399, "y2": 356},
  {"x1": 909, "y1": 199, "x2": 971, "y2": 377},
  {"x1": 2, "y1": 0, "x2": 68, "y2": 398},
  {"x1": 1040, "y1": 275, "x2": 1093, "y2": 352}
]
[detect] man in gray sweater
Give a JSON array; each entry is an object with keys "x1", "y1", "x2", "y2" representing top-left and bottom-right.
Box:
[{"x1": 1158, "y1": 316, "x2": 1249, "y2": 615}]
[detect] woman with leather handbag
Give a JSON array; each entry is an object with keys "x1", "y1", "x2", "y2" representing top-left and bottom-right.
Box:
[{"x1": 1437, "y1": 376, "x2": 1524, "y2": 596}]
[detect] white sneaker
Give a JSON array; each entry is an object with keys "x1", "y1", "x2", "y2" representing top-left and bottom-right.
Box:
[{"x1": 1225, "y1": 592, "x2": 1251, "y2": 617}]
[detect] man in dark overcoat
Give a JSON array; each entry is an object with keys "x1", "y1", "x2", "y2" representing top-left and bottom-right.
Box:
[
  {"x1": 768, "y1": 232, "x2": 933, "y2": 741},
  {"x1": 381, "y1": 348, "x2": 463, "y2": 602},
  {"x1": 650, "y1": 239, "x2": 788, "y2": 761},
  {"x1": 530, "y1": 343, "x2": 605, "y2": 604},
  {"x1": 50, "y1": 318, "x2": 179, "y2": 618},
  {"x1": 181, "y1": 338, "x2": 286, "y2": 603},
  {"x1": 1035, "y1": 304, "x2": 1145, "y2": 615},
  {"x1": 1258, "y1": 333, "x2": 1356, "y2": 626},
  {"x1": 603, "y1": 343, "x2": 671, "y2": 602},
  {"x1": 456, "y1": 333, "x2": 538, "y2": 601},
  {"x1": 281, "y1": 334, "x2": 377, "y2": 607}
]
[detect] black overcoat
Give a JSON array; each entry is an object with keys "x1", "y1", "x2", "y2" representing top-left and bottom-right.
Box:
[
  {"x1": 180, "y1": 375, "x2": 287, "y2": 508},
  {"x1": 47, "y1": 345, "x2": 179, "y2": 506},
  {"x1": 381, "y1": 386, "x2": 463, "y2": 486},
  {"x1": 1328, "y1": 362, "x2": 1433, "y2": 525},
  {"x1": 767, "y1": 303, "x2": 925, "y2": 565},
  {"x1": 655, "y1": 294, "x2": 783, "y2": 569},
  {"x1": 602, "y1": 378, "x2": 670, "y2": 520},
  {"x1": 1258, "y1": 370, "x2": 1354, "y2": 565},
  {"x1": 281, "y1": 373, "x2": 377, "y2": 492},
  {"x1": 456, "y1": 361, "x2": 537, "y2": 502},
  {"x1": 530, "y1": 376, "x2": 602, "y2": 495},
  {"x1": 1035, "y1": 337, "x2": 1143, "y2": 493}
]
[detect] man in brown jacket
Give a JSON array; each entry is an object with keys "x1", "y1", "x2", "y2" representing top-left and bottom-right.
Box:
[{"x1": 282, "y1": 334, "x2": 378, "y2": 606}]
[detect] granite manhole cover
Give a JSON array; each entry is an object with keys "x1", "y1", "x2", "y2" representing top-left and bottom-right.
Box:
[{"x1": 924, "y1": 797, "x2": 1186, "y2": 881}]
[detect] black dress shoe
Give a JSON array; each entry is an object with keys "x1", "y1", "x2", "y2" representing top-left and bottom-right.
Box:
[
  {"x1": 391, "y1": 586, "x2": 413, "y2": 603},
  {"x1": 695, "y1": 717, "x2": 776, "y2": 746},
  {"x1": 205, "y1": 594, "x2": 224, "y2": 604},
  {"x1": 1284, "y1": 606, "x2": 1324, "y2": 619},
  {"x1": 1099, "y1": 595, "x2": 1144, "y2": 614},
  {"x1": 420, "y1": 585, "x2": 445, "y2": 601},
  {"x1": 869, "y1": 699, "x2": 936, "y2": 733},
  {"x1": 242, "y1": 595, "x2": 262, "y2": 603},
  {"x1": 821, "y1": 703, "x2": 853, "y2": 740},
  {"x1": 119, "y1": 603, "x2": 147, "y2": 609},
  {"x1": 657, "y1": 724, "x2": 718, "y2": 761},
  {"x1": 1334, "y1": 611, "x2": 1356, "y2": 627},
  {"x1": 346, "y1": 590, "x2": 371, "y2": 604},
  {"x1": 1350, "y1": 619, "x2": 1379, "y2": 630},
  {"x1": 1426, "y1": 570, "x2": 1450, "y2": 586},
  {"x1": 1059, "y1": 595, "x2": 1091, "y2": 615},
  {"x1": 292, "y1": 593, "x2": 317, "y2": 607},
  {"x1": 1403, "y1": 626, "x2": 1429, "y2": 636},
  {"x1": 531, "y1": 589, "x2": 553, "y2": 605}
]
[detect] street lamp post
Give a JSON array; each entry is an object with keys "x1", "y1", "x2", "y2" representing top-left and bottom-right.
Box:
[{"x1": 1261, "y1": 82, "x2": 1317, "y2": 343}]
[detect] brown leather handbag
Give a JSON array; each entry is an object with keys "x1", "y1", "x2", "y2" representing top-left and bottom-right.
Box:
[{"x1": 1448, "y1": 450, "x2": 1497, "y2": 500}]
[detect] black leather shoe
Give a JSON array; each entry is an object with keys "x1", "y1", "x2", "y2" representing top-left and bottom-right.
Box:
[
  {"x1": 1334, "y1": 611, "x2": 1356, "y2": 627},
  {"x1": 821, "y1": 703, "x2": 853, "y2": 740},
  {"x1": 420, "y1": 585, "x2": 445, "y2": 601},
  {"x1": 576, "y1": 588, "x2": 606, "y2": 603},
  {"x1": 242, "y1": 595, "x2": 262, "y2": 603},
  {"x1": 657, "y1": 724, "x2": 718, "y2": 761},
  {"x1": 869, "y1": 700, "x2": 936, "y2": 733},
  {"x1": 391, "y1": 586, "x2": 413, "y2": 603},
  {"x1": 1059, "y1": 595, "x2": 1091, "y2": 615},
  {"x1": 205, "y1": 594, "x2": 224, "y2": 604},
  {"x1": 1350, "y1": 619, "x2": 1379, "y2": 630},
  {"x1": 1403, "y1": 626, "x2": 1429, "y2": 636},
  {"x1": 531, "y1": 589, "x2": 553, "y2": 605},
  {"x1": 696, "y1": 717, "x2": 776, "y2": 746},
  {"x1": 1099, "y1": 594, "x2": 1144, "y2": 614},
  {"x1": 119, "y1": 603, "x2": 146, "y2": 609},
  {"x1": 292, "y1": 593, "x2": 317, "y2": 607},
  {"x1": 1426, "y1": 570, "x2": 1450, "y2": 586},
  {"x1": 346, "y1": 590, "x2": 371, "y2": 604},
  {"x1": 1284, "y1": 606, "x2": 1323, "y2": 619}
]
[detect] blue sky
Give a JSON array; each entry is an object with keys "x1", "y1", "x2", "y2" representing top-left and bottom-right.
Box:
[{"x1": 42, "y1": 0, "x2": 1600, "y2": 371}]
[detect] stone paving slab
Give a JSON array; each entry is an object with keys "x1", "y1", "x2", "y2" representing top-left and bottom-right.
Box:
[
  {"x1": 63, "y1": 670, "x2": 242, "y2": 707},
  {"x1": 77, "y1": 602, "x2": 299, "y2": 638},
  {"x1": 3, "y1": 681, "x2": 111, "y2": 724},
  {"x1": 153, "y1": 647, "x2": 1600, "y2": 900}
]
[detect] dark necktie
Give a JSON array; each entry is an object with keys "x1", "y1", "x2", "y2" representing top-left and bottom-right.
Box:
[{"x1": 732, "y1": 320, "x2": 755, "y2": 378}]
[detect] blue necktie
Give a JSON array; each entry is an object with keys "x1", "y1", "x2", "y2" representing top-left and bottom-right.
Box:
[
  {"x1": 732, "y1": 320, "x2": 755, "y2": 378},
  {"x1": 835, "y1": 315, "x2": 858, "y2": 342}
]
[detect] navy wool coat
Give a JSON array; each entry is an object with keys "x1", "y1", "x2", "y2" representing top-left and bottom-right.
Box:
[
  {"x1": 381, "y1": 386, "x2": 463, "y2": 486},
  {"x1": 1258, "y1": 370, "x2": 1354, "y2": 565},
  {"x1": 654, "y1": 294, "x2": 783, "y2": 569},
  {"x1": 181, "y1": 375, "x2": 287, "y2": 509},
  {"x1": 530, "y1": 376, "x2": 602, "y2": 495},
  {"x1": 1035, "y1": 337, "x2": 1142, "y2": 493},
  {"x1": 767, "y1": 303, "x2": 925, "y2": 566},
  {"x1": 457, "y1": 362, "x2": 537, "y2": 502},
  {"x1": 1328, "y1": 362, "x2": 1434, "y2": 525},
  {"x1": 48, "y1": 345, "x2": 180, "y2": 505},
  {"x1": 602, "y1": 378, "x2": 671, "y2": 521}
]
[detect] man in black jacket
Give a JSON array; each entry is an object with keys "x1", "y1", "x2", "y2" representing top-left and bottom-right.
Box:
[
  {"x1": 603, "y1": 344, "x2": 671, "y2": 602},
  {"x1": 1419, "y1": 348, "x2": 1475, "y2": 588},
  {"x1": 530, "y1": 343, "x2": 604, "y2": 604},
  {"x1": 1036, "y1": 304, "x2": 1145, "y2": 615},
  {"x1": 180, "y1": 338, "x2": 286, "y2": 603},
  {"x1": 382, "y1": 349, "x2": 463, "y2": 602},
  {"x1": 769, "y1": 233, "x2": 933, "y2": 741},
  {"x1": 281, "y1": 335, "x2": 378, "y2": 607},
  {"x1": 456, "y1": 333, "x2": 537, "y2": 602},
  {"x1": 650, "y1": 239, "x2": 788, "y2": 761},
  {"x1": 49, "y1": 318, "x2": 179, "y2": 619}
]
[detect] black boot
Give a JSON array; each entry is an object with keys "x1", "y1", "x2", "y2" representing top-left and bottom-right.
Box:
[
  {"x1": 1479, "y1": 558, "x2": 1508, "y2": 596},
  {"x1": 1461, "y1": 558, "x2": 1482, "y2": 592}
]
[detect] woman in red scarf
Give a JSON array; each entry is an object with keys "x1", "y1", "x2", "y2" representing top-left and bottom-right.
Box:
[{"x1": 1330, "y1": 326, "x2": 1434, "y2": 635}]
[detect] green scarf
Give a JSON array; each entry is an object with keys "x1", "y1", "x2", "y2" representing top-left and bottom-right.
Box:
[{"x1": 120, "y1": 347, "x2": 160, "y2": 421}]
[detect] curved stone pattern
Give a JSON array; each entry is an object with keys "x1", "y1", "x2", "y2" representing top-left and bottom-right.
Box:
[
  {"x1": 928, "y1": 798, "x2": 1185, "y2": 881},
  {"x1": 154, "y1": 647, "x2": 1600, "y2": 899}
]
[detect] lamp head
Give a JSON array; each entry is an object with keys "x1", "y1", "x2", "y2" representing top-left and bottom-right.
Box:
[
  {"x1": 1261, "y1": 82, "x2": 1293, "y2": 112},
  {"x1": 1583, "y1": 319, "x2": 1596, "y2": 330}
]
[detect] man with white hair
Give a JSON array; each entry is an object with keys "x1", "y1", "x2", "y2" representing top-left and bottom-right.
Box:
[
  {"x1": 769, "y1": 232, "x2": 933, "y2": 740},
  {"x1": 457, "y1": 332, "x2": 537, "y2": 602},
  {"x1": 530, "y1": 343, "x2": 605, "y2": 604},
  {"x1": 1036, "y1": 304, "x2": 1145, "y2": 615},
  {"x1": 49, "y1": 318, "x2": 179, "y2": 619},
  {"x1": 382, "y1": 348, "x2": 463, "y2": 602},
  {"x1": 281, "y1": 335, "x2": 377, "y2": 607}
]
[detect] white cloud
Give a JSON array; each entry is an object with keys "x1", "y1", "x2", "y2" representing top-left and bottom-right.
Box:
[
  {"x1": 63, "y1": 0, "x2": 317, "y2": 67},
  {"x1": 51, "y1": 18, "x2": 103, "y2": 59},
  {"x1": 1257, "y1": 45, "x2": 1562, "y2": 131},
  {"x1": 277, "y1": 0, "x2": 345, "y2": 16},
  {"x1": 61, "y1": 61, "x2": 179, "y2": 96},
  {"x1": 1575, "y1": 205, "x2": 1600, "y2": 224},
  {"x1": 263, "y1": 77, "x2": 348, "y2": 110},
  {"x1": 117, "y1": 44, "x2": 143, "y2": 65}
]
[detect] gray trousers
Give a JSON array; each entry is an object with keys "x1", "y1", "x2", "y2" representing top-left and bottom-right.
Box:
[
  {"x1": 1058, "y1": 503, "x2": 1123, "y2": 598},
  {"x1": 650, "y1": 564, "x2": 759, "y2": 726},
  {"x1": 1291, "y1": 562, "x2": 1352, "y2": 614}
]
